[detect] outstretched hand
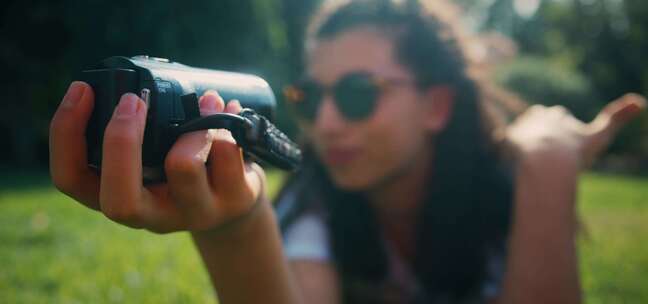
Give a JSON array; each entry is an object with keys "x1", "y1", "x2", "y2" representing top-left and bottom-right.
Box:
[
  {"x1": 506, "y1": 93, "x2": 646, "y2": 169},
  {"x1": 50, "y1": 82, "x2": 266, "y2": 233},
  {"x1": 498, "y1": 94, "x2": 645, "y2": 304}
]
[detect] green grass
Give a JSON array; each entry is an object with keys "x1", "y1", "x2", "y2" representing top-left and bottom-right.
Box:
[
  {"x1": 578, "y1": 173, "x2": 648, "y2": 304},
  {"x1": 0, "y1": 171, "x2": 646, "y2": 303},
  {"x1": 0, "y1": 170, "x2": 287, "y2": 304}
]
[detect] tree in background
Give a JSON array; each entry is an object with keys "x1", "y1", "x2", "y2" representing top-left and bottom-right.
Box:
[
  {"x1": 1, "y1": 0, "x2": 646, "y2": 170},
  {"x1": 0, "y1": 0, "x2": 309, "y2": 168},
  {"x1": 458, "y1": 0, "x2": 647, "y2": 167}
]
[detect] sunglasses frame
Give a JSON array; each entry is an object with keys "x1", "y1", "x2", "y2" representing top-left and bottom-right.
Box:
[{"x1": 284, "y1": 71, "x2": 414, "y2": 122}]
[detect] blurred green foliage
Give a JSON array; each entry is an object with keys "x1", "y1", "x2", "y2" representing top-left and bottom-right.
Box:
[
  {"x1": 495, "y1": 55, "x2": 648, "y2": 158},
  {"x1": 0, "y1": 0, "x2": 319, "y2": 167},
  {"x1": 1, "y1": 0, "x2": 647, "y2": 169},
  {"x1": 496, "y1": 56, "x2": 599, "y2": 121},
  {"x1": 485, "y1": 0, "x2": 648, "y2": 160}
]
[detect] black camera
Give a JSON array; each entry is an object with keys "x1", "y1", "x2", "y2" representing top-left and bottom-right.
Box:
[{"x1": 81, "y1": 56, "x2": 301, "y2": 183}]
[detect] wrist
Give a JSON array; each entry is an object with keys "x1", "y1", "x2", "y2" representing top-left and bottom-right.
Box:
[
  {"x1": 516, "y1": 145, "x2": 582, "y2": 177},
  {"x1": 192, "y1": 163, "x2": 269, "y2": 239},
  {"x1": 515, "y1": 150, "x2": 581, "y2": 212},
  {"x1": 190, "y1": 194, "x2": 275, "y2": 244}
]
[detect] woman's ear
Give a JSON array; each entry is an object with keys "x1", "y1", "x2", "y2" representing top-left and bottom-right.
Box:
[{"x1": 421, "y1": 85, "x2": 454, "y2": 133}]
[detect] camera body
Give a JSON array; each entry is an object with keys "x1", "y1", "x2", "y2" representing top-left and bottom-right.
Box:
[{"x1": 82, "y1": 56, "x2": 299, "y2": 182}]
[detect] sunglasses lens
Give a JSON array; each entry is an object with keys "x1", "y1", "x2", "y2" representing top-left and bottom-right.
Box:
[
  {"x1": 286, "y1": 73, "x2": 380, "y2": 122},
  {"x1": 334, "y1": 73, "x2": 378, "y2": 120}
]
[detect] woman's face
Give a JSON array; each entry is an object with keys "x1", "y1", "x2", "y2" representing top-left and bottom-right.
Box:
[{"x1": 302, "y1": 27, "x2": 444, "y2": 190}]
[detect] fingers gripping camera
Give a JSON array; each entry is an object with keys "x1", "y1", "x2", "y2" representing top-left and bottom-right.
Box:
[{"x1": 81, "y1": 56, "x2": 301, "y2": 183}]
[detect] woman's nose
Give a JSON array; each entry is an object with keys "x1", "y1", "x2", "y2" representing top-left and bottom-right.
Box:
[{"x1": 314, "y1": 95, "x2": 346, "y2": 134}]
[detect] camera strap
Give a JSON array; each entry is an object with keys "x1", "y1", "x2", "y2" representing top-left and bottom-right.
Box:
[{"x1": 173, "y1": 93, "x2": 302, "y2": 171}]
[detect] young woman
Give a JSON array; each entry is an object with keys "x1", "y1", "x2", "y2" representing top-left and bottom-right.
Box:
[{"x1": 49, "y1": 0, "x2": 645, "y2": 303}]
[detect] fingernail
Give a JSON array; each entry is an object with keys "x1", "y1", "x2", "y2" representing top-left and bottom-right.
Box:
[
  {"x1": 62, "y1": 81, "x2": 86, "y2": 108},
  {"x1": 214, "y1": 129, "x2": 237, "y2": 144},
  {"x1": 204, "y1": 90, "x2": 220, "y2": 97},
  {"x1": 226, "y1": 100, "x2": 241, "y2": 113},
  {"x1": 115, "y1": 93, "x2": 140, "y2": 117},
  {"x1": 200, "y1": 94, "x2": 218, "y2": 112}
]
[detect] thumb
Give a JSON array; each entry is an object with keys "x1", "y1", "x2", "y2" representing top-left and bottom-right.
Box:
[
  {"x1": 588, "y1": 93, "x2": 646, "y2": 137},
  {"x1": 583, "y1": 93, "x2": 646, "y2": 164}
]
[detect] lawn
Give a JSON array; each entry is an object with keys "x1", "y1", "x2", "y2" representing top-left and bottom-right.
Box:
[{"x1": 0, "y1": 171, "x2": 646, "y2": 303}]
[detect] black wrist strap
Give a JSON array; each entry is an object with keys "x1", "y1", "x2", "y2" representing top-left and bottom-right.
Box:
[{"x1": 174, "y1": 97, "x2": 302, "y2": 171}]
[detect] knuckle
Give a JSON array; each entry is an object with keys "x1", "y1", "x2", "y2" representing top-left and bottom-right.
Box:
[
  {"x1": 528, "y1": 104, "x2": 544, "y2": 112},
  {"x1": 223, "y1": 185, "x2": 257, "y2": 208},
  {"x1": 165, "y1": 154, "x2": 204, "y2": 178},
  {"x1": 103, "y1": 127, "x2": 139, "y2": 147},
  {"x1": 213, "y1": 144, "x2": 240, "y2": 161},
  {"x1": 550, "y1": 105, "x2": 568, "y2": 114},
  {"x1": 523, "y1": 105, "x2": 543, "y2": 118}
]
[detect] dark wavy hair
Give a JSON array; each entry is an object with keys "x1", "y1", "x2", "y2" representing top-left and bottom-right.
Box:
[{"x1": 276, "y1": 0, "x2": 514, "y2": 302}]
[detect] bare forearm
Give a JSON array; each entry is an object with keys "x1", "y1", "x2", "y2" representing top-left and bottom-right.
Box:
[
  {"x1": 191, "y1": 200, "x2": 302, "y2": 304},
  {"x1": 498, "y1": 154, "x2": 582, "y2": 304}
]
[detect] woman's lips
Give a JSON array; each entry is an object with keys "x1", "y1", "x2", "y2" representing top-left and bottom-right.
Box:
[{"x1": 323, "y1": 147, "x2": 360, "y2": 166}]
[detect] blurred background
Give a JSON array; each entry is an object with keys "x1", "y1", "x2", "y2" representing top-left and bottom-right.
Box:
[{"x1": 0, "y1": 0, "x2": 646, "y2": 303}]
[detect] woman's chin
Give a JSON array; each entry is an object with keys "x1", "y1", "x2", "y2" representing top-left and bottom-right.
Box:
[{"x1": 326, "y1": 168, "x2": 376, "y2": 192}]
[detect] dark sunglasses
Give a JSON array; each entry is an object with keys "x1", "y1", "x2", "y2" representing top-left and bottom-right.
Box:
[{"x1": 283, "y1": 72, "x2": 413, "y2": 121}]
